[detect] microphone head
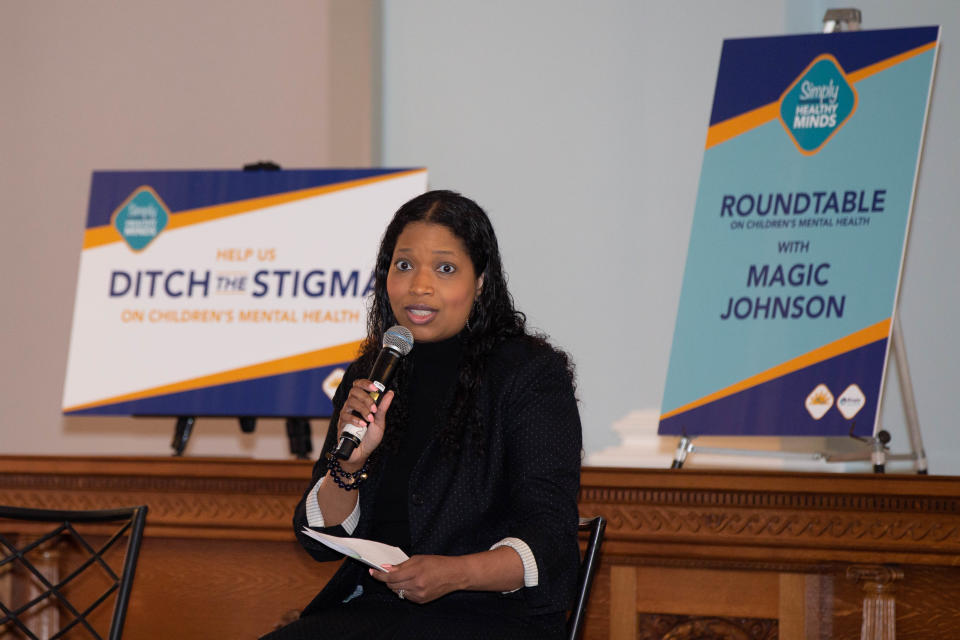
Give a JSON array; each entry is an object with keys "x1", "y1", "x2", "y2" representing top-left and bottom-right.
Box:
[{"x1": 382, "y1": 325, "x2": 414, "y2": 356}]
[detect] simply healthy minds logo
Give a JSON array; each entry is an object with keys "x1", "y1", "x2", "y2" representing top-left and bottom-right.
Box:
[
  {"x1": 779, "y1": 54, "x2": 858, "y2": 155},
  {"x1": 112, "y1": 186, "x2": 170, "y2": 251}
]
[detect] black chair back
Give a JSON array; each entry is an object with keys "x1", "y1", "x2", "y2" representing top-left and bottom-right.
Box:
[
  {"x1": 0, "y1": 505, "x2": 148, "y2": 640},
  {"x1": 567, "y1": 515, "x2": 606, "y2": 640}
]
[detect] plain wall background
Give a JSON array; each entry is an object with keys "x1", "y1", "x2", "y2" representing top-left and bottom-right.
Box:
[{"x1": 2, "y1": 1, "x2": 957, "y2": 472}]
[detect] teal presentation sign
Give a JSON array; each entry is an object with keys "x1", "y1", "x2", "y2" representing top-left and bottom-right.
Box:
[{"x1": 659, "y1": 27, "x2": 939, "y2": 438}]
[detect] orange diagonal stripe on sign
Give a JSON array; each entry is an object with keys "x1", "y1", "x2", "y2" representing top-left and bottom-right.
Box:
[
  {"x1": 705, "y1": 103, "x2": 780, "y2": 149},
  {"x1": 847, "y1": 41, "x2": 937, "y2": 83},
  {"x1": 660, "y1": 319, "x2": 891, "y2": 421},
  {"x1": 704, "y1": 41, "x2": 937, "y2": 149},
  {"x1": 62, "y1": 340, "x2": 362, "y2": 413},
  {"x1": 82, "y1": 169, "x2": 426, "y2": 250}
]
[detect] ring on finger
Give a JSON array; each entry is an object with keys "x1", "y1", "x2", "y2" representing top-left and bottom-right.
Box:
[{"x1": 397, "y1": 588, "x2": 405, "y2": 600}]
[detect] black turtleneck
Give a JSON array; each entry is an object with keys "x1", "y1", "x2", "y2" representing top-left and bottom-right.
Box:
[{"x1": 370, "y1": 332, "x2": 464, "y2": 552}]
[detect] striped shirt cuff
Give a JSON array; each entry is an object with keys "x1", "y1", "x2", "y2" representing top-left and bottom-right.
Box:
[
  {"x1": 304, "y1": 474, "x2": 360, "y2": 534},
  {"x1": 490, "y1": 537, "x2": 538, "y2": 588}
]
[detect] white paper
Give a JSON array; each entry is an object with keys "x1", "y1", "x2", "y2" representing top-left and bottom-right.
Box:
[{"x1": 301, "y1": 527, "x2": 409, "y2": 572}]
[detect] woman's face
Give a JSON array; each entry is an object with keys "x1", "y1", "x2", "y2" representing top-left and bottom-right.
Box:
[{"x1": 386, "y1": 221, "x2": 483, "y2": 343}]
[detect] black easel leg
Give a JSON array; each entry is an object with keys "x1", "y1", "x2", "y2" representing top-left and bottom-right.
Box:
[
  {"x1": 172, "y1": 416, "x2": 196, "y2": 456},
  {"x1": 285, "y1": 418, "x2": 312, "y2": 460}
]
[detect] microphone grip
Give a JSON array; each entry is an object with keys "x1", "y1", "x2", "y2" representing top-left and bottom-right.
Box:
[{"x1": 331, "y1": 348, "x2": 402, "y2": 460}]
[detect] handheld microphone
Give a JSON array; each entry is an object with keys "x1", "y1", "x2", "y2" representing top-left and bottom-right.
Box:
[{"x1": 331, "y1": 325, "x2": 414, "y2": 460}]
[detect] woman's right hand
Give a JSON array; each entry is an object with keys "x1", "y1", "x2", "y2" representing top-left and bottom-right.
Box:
[{"x1": 337, "y1": 379, "x2": 394, "y2": 468}]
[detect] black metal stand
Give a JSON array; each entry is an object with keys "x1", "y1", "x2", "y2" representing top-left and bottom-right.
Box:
[
  {"x1": 243, "y1": 160, "x2": 281, "y2": 172},
  {"x1": 285, "y1": 418, "x2": 313, "y2": 460},
  {"x1": 171, "y1": 416, "x2": 196, "y2": 456},
  {"x1": 169, "y1": 415, "x2": 314, "y2": 458},
  {"x1": 671, "y1": 436, "x2": 690, "y2": 469}
]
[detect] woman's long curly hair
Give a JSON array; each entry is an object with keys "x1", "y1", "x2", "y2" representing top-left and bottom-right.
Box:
[{"x1": 354, "y1": 189, "x2": 543, "y2": 455}]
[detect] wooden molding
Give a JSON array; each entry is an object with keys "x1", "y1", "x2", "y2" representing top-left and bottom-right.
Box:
[
  {"x1": 0, "y1": 455, "x2": 313, "y2": 541},
  {"x1": 578, "y1": 467, "x2": 960, "y2": 569},
  {"x1": 3, "y1": 457, "x2": 960, "y2": 557}
]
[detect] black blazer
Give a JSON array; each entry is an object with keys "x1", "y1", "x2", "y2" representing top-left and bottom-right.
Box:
[{"x1": 293, "y1": 336, "x2": 582, "y2": 623}]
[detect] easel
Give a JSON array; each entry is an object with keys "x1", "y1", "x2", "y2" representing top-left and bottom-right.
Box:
[
  {"x1": 672, "y1": 9, "x2": 929, "y2": 474},
  {"x1": 170, "y1": 415, "x2": 314, "y2": 459}
]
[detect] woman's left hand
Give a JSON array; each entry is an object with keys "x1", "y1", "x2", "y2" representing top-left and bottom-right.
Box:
[{"x1": 368, "y1": 555, "x2": 466, "y2": 604}]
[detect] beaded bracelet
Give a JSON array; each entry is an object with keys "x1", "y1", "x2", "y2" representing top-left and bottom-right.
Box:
[{"x1": 326, "y1": 454, "x2": 369, "y2": 491}]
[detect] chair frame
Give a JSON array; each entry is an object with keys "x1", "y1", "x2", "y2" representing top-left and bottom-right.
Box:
[
  {"x1": 0, "y1": 505, "x2": 148, "y2": 640},
  {"x1": 568, "y1": 515, "x2": 606, "y2": 640}
]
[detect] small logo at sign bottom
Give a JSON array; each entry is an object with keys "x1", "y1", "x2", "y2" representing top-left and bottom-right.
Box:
[
  {"x1": 805, "y1": 384, "x2": 834, "y2": 420},
  {"x1": 323, "y1": 368, "x2": 346, "y2": 400},
  {"x1": 837, "y1": 384, "x2": 866, "y2": 420}
]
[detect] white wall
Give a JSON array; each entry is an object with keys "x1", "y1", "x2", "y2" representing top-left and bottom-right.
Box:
[
  {"x1": 381, "y1": 1, "x2": 960, "y2": 473},
  {"x1": 2, "y1": 1, "x2": 956, "y2": 470},
  {"x1": 822, "y1": 1, "x2": 960, "y2": 472},
  {"x1": 0, "y1": 1, "x2": 377, "y2": 458}
]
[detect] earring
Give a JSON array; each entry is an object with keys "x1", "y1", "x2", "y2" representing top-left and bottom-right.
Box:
[{"x1": 466, "y1": 298, "x2": 479, "y2": 332}]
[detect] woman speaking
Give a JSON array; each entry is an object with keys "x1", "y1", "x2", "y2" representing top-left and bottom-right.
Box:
[{"x1": 264, "y1": 190, "x2": 582, "y2": 639}]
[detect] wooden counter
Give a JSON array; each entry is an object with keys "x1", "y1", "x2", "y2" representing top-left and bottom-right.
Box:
[
  {"x1": 577, "y1": 467, "x2": 960, "y2": 639},
  {"x1": 2, "y1": 457, "x2": 959, "y2": 639}
]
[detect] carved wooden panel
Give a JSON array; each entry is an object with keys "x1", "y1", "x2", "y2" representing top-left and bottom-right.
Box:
[
  {"x1": 637, "y1": 614, "x2": 778, "y2": 640},
  {"x1": 578, "y1": 467, "x2": 960, "y2": 568}
]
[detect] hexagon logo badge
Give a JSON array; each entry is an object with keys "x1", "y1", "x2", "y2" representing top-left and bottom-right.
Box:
[
  {"x1": 112, "y1": 186, "x2": 170, "y2": 251},
  {"x1": 779, "y1": 54, "x2": 858, "y2": 155}
]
